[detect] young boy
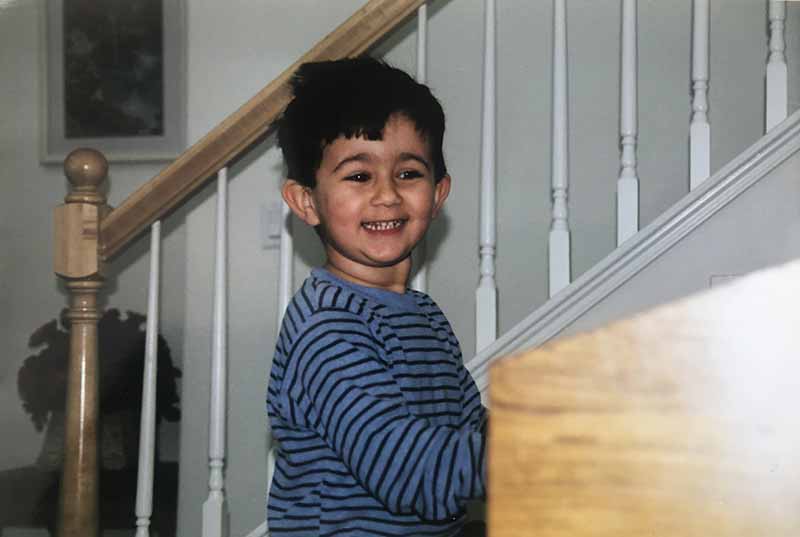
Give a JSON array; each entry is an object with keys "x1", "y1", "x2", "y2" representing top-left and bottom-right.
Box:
[{"x1": 267, "y1": 58, "x2": 487, "y2": 537}]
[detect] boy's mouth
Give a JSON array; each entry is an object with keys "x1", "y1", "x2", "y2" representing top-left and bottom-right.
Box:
[{"x1": 362, "y1": 219, "x2": 405, "y2": 231}]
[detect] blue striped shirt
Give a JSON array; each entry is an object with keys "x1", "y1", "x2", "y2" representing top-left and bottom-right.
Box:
[{"x1": 267, "y1": 268, "x2": 487, "y2": 536}]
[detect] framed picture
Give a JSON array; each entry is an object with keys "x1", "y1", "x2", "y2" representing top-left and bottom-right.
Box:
[{"x1": 42, "y1": 0, "x2": 185, "y2": 163}]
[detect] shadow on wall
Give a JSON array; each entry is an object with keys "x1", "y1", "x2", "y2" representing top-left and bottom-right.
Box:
[{"x1": 0, "y1": 309, "x2": 181, "y2": 536}]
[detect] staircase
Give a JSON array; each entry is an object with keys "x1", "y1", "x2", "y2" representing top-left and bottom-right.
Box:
[
  {"x1": 467, "y1": 107, "x2": 800, "y2": 393},
  {"x1": 46, "y1": 1, "x2": 798, "y2": 537}
]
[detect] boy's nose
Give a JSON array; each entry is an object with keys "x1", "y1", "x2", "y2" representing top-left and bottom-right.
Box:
[{"x1": 371, "y1": 177, "x2": 401, "y2": 206}]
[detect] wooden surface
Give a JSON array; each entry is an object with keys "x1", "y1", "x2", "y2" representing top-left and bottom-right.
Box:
[
  {"x1": 489, "y1": 260, "x2": 800, "y2": 536},
  {"x1": 53, "y1": 149, "x2": 108, "y2": 279},
  {"x1": 53, "y1": 149, "x2": 108, "y2": 537},
  {"x1": 54, "y1": 203, "x2": 102, "y2": 278},
  {"x1": 99, "y1": 0, "x2": 425, "y2": 259}
]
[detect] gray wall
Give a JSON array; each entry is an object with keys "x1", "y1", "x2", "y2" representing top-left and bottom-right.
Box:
[
  {"x1": 2, "y1": 1, "x2": 799, "y2": 537},
  {"x1": 559, "y1": 146, "x2": 800, "y2": 339}
]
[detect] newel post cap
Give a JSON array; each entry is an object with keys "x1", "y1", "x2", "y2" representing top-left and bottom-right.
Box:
[
  {"x1": 55, "y1": 148, "x2": 109, "y2": 278},
  {"x1": 63, "y1": 148, "x2": 108, "y2": 205}
]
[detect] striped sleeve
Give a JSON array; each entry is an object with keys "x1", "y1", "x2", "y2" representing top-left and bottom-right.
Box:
[
  {"x1": 425, "y1": 295, "x2": 487, "y2": 433},
  {"x1": 458, "y1": 363, "x2": 488, "y2": 434},
  {"x1": 279, "y1": 308, "x2": 486, "y2": 521}
]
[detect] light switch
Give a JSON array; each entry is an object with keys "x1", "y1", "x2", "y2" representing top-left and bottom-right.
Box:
[
  {"x1": 261, "y1": 201, "x2": 283, "y2": 249},
  {"x1": 709, "y1": 274, "x2": 739, "y2": 288}
]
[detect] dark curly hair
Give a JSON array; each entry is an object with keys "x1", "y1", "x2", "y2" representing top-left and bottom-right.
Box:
[{"x1": 277, "y1": 57, "x2": 448, "y2": 187}]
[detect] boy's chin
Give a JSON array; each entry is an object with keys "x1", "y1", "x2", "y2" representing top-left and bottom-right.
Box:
[
  {"x1": 364, "y1": 252, "x2": 414, "y2": 268},
  {"x1": 325, "y1": 243, "x2": 413, "y2": 268},
  {"x1": 349, "y1": 256, "x2": 413, "y2": 271},
  {"x1": 326, "y1": 251, "x2": 414, "y2": 274}
]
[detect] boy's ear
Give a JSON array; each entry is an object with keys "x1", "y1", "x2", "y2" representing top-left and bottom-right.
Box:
[
  {"x1": 431, "y1": 174, "x2": 451, "y2": 218},
  {"x1": 282, "y1": 179, "x2": 320, "y2": 226}
]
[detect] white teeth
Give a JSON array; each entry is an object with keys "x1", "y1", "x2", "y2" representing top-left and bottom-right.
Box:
[{"x1": 363, "y1": 219, "x2": 403, "y2": 231}]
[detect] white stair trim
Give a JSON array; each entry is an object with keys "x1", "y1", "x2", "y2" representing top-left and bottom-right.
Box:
[
  {"x1": 242, "y1": 522, "x2": 267, "y2": 537},
  {"x1": 466, "y1": 108, "x2": 800, "y2": 394}
]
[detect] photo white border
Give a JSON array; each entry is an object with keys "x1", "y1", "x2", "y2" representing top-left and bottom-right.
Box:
[{"x1": 41, "y1": 0, "x2": 186, "y2": 163}]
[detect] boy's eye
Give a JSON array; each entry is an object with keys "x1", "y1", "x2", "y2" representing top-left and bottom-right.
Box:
[
  {"x1": 398, "y1": 170, "x2": 424, "y2": 180},
  {"x1": 344, "y1": 172, "x2": 370, "y2": 183}
]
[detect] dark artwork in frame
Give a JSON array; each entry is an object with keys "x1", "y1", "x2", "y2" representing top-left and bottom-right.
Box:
[
  {"x1": 43, "y1": 0, "x2": 184, "y2": 162},
  {"x1": 63, "y1": 0, "x2": 165, "y2": 138}
]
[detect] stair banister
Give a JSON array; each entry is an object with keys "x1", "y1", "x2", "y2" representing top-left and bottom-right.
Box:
[
  {"x1": 476, "y1": 0, "x2": 498, "y2": 353},
  {"x1": 616, "y1": 0, "x2": 639, "y2": 246},
  {"x1": 203, "y1": 168, "x2": 230, "y2": 537},
  {"x1": 53, "y1": 148, "x2": 109, "y2": 537},
  {"x1": 411, "y1": 2, "x2": 430, "y2": 293},
  {"x1": 548, "y1": 0, "x2": 571, "y2": 298},
  {"x1": 135, "y1": 220, "x2": 162, "y2": 537},
  {"x1": 690, "y1": 0, "x2": 711, "y2": 190},
  {"x1": 767, "y1": 0, "x2": 788, "y2": 131},
  {"x1": 97, "y1": 0, "x2": 426, "y2": 261}
]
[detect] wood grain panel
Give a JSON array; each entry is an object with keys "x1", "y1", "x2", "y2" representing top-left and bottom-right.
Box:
[{"x1": 489, "y1": 260, "x2": 800, "y2": 536}]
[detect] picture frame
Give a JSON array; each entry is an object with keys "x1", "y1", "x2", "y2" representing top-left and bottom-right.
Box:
[{"x1": 41, "y1": 0, "x2": 185, "y2": 163}]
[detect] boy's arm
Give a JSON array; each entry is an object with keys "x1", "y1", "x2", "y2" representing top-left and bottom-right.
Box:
[
  {"x1": 281, "y1": 309, "x2": 486, "y2": 521},
  {"x1": 427, "y1": 296, "x2": 487, "y2": 433},
  {"x1": 457, "y1": 363, "x2": 488, "y2": 434}
]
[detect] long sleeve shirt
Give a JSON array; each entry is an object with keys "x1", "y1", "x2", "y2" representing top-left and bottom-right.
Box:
[{"x1": 267, "y1": 268, "x2": 487, "y2": 537}]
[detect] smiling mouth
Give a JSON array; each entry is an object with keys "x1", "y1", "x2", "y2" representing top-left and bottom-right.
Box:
[{"x1": 362, "y1": 219, "x2": 405, "y2": 231}]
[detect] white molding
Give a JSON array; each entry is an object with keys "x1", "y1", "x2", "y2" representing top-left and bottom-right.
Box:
[
  {"x1": 241, "y1": 522, "x2": 268, "y2": 537},
  {"x1": 466, "y1": 109, "x2": 800, "y2": 395}
]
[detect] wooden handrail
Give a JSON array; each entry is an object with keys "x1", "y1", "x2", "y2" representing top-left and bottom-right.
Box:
[{"x1": 99, "y1": 0, "x2": 425, "y2": 259}]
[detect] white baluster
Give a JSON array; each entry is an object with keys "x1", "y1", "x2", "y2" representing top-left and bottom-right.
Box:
[
  {"x1": 134, "y1": 221, "x2": 161, "y2": 537},
  {"x1": 690, "y1": 0, "x2": 711, "y2": 190},
  {"x1": 766, "y1": 0, "x2": 788, "y2": 131},
  {"x1": 277, "y1": 199, "x2": 293, "y2": 330},
  {"x1": 549, "y1": 0, "x2": 571, "y2": 297},
  {"x1": 416, "y1": 3, "x2": 428, "y2": 85},
  {"x1": 476, "y1": 0, "x2": 497, "y2": 353},
  {"x1": 203, "y1": 168, "x2": 229, "y2": 537},
  {"x1": 412, "y1": 2, "x2": 429, "y2": 293},
  {"x1": 617, "y1": 0, "x2": 639, "y2": 245}
]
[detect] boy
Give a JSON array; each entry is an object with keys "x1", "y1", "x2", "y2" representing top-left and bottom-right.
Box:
[{"x1": 267, "y1": 58, "x2": 487, "y2": 537}]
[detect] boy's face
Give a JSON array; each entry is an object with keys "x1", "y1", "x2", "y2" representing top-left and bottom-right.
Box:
[{"x1": 283, "y1": 114, "x2": 450, "y2": 290}]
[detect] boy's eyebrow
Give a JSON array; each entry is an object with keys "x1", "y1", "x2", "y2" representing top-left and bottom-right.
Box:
[
  {"x1": 332, "y1": 153, "x2": 371, "y2": 172},
  {"x1": 332, "y1": 152, "x2": 431, "y2": 173},
  {"x1": 398, "y1": 152, "x2": 431, "y2": 170}
]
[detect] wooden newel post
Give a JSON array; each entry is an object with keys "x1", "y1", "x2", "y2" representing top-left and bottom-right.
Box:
[{"x1": 53, "y1": 148, "x2": 110, "y2": 537}]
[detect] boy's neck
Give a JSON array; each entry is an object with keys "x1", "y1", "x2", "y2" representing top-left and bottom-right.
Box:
[{"x1": 324, "y1": 258, "x2": 410, "y2": 294}]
